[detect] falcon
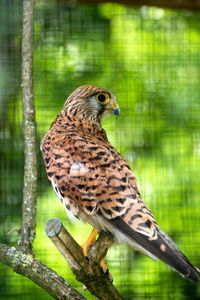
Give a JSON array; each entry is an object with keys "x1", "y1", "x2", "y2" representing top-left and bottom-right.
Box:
[{"x1": 41, "y1": 85, "x2": 200, "y2": 282}]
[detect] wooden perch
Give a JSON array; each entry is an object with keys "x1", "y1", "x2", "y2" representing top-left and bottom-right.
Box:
[{"x1": 45, "y1": 218, "x2": 124, "y2": 300}]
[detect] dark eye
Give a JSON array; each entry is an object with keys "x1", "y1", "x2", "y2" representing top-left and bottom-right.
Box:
[{"x1": 95, "y1": 93, "x2": 110, "y2": 104}]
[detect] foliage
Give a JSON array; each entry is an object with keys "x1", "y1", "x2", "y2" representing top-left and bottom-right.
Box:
[{"x1": 1, "y1": 1, "x2": 200, "y2": 299}]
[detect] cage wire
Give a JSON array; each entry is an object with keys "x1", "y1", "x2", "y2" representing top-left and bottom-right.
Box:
[{"x1": 1, "y1": 0, "x2": 200, "y2": 299}]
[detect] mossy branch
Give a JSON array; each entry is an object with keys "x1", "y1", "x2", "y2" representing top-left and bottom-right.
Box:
[
  {"x1": 18, "y1": 0, "x2": 37, "y2": 251},
  {"x1": 0, "y1": 243, "x2": 85, "y2": 300}
]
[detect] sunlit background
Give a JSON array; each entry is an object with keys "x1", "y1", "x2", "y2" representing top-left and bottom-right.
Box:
[{"x1": 1, "y1": 0, "x2": 200, "y2": 299}]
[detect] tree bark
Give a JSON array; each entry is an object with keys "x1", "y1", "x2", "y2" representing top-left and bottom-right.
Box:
[
  {"x1": 0, "y1": 243, "x2": 85, "y2": 300},
  {"x1": 19, "y1": 0, "x2": 37, "y2": 251}
]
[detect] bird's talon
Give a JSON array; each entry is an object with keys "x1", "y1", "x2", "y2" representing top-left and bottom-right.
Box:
[
  {"x1": 104, "y1": 269, "x2": 113, "y2": 282},
  {"x1": 100, "y1": 258, "x2": 113, "y2": 280},
  {"x1": 81, "y1": 243, "x2": 89, "y2": 257},
  {"x1": 109, "y1": 274, "x2": 113, "y2": 283}
]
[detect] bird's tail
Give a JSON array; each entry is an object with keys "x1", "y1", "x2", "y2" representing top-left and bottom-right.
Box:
[{"x1": 108, "y1": 217, "x2": 200, "y2": 282}]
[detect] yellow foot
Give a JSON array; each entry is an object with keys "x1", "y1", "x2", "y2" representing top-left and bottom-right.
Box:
[
  {"x1": 81, "y1": 227, "x2": 99, "y2": 257},
  {"x1": 81, "y1": 227, "x2": 112, "y2": 281}
]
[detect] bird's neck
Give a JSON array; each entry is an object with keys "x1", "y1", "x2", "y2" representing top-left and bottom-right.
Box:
[{"x1": 53, "y1": 112, "x2": 107, "y2": 140}]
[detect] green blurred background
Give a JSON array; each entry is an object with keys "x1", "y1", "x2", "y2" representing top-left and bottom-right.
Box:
[{"x1": 1, "y1": 0, "x2": 200, "y2": 299}]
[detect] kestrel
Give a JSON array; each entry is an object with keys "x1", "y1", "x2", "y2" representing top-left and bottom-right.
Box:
[{"x1": 41, "y1": 85, "x2": 200, "y2": 282}]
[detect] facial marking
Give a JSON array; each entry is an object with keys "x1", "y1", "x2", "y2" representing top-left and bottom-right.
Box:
[{"x1": 89, "y1": 96, "x2": 101, "y2": 111}]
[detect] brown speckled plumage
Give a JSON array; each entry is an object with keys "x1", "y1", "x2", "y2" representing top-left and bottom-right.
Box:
[{"x1": 41, "y1": 85, "x2": 200, "y2": 282}]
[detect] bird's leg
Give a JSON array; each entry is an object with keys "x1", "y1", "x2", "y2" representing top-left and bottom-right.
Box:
[
  {"x1": 82, "y1": 227, "x2": 99, "y2": 256},
  {"x1": 81, "y1": 227, "x2": 108, "y2": 273}
]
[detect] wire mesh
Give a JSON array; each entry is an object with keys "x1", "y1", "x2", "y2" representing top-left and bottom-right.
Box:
[{"x1": 1, "y1": 0, "x2": 200, "y2": 299}]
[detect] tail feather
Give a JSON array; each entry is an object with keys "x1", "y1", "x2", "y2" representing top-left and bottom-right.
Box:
[{"x1": 108, "y1": 217, "x2": 200, "y2": 282}]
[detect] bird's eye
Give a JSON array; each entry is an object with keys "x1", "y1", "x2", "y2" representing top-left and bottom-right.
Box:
[{"x1": 95, "y1": 93, "x2": 110, "y2": 105}]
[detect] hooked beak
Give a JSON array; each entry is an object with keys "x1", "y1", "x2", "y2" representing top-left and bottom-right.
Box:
[
  {"x1": 106, "y1": 100, "x2": 120, "y2": 116},
  {"x1": 112, "y1": 105, "x2": 120, "y2": 116}
]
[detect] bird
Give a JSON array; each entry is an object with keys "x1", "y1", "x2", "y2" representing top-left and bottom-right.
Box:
[{"x1": 41, "y1": 84, "x2": 200, "y2": 282}]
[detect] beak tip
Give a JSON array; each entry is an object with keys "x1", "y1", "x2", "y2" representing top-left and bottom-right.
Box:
[{"x1": 112, "y1": 107, "x2": 120, "y2": 116}]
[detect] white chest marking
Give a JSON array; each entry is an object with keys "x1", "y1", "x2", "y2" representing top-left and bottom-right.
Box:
[{"x1": 70, "y1": 161, "x2": 89, "y2": 175}]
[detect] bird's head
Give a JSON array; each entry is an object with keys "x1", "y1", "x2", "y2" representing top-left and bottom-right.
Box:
[{"x1": 63, "y1": 85, "x2": 120, "y2": 123}]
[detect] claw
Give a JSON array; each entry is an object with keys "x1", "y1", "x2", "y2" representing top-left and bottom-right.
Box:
[{"x1": 100, "y1": 258, "x2": 113, "y2": 281}]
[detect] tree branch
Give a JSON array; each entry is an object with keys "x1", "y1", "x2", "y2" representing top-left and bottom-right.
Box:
[
  {"x1": 88, "y1": 230, "x2": 114, "y2": 266},
  {"x1": 0, "y1": 243, "x2": 86, "y2": 300},
  {"x1": 19, "y1": 0, "x2": 37, "y2": 251},
  {"x1": 45, "y1": 218, "x2": 123, "y2": 300}
]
